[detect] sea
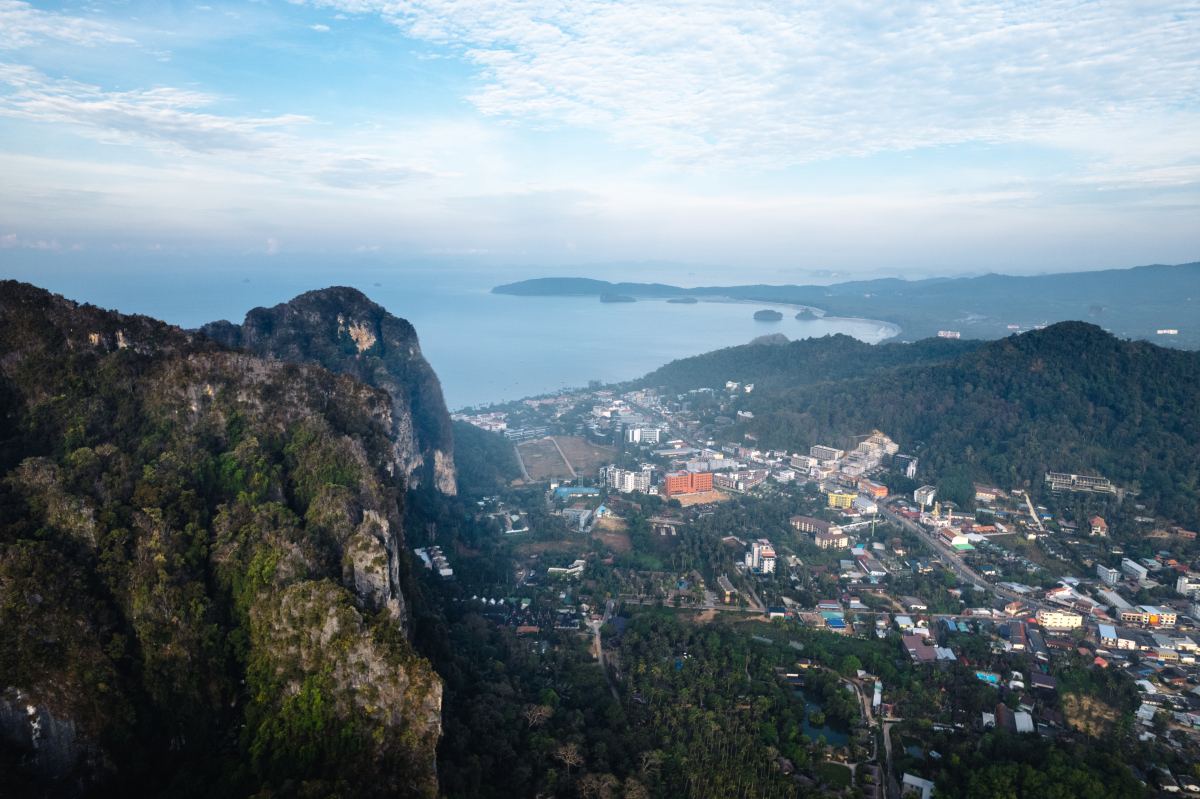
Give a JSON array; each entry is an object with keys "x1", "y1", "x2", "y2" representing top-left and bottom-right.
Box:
[{"x1": 7, "y1": 257, "x2": 897, "y2": 410}]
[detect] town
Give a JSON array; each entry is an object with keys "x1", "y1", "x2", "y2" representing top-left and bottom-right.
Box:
[{"x1": 437, "y1": 379, "x2": 1199, "y2": 795}]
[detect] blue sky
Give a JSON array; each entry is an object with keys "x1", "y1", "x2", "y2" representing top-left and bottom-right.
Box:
[{"x1": 1, "y1": 0, "x2": 1198, "y2": 279}]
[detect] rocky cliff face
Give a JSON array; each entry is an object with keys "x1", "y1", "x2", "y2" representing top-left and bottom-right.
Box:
[
  {"x1": 0, "y1": 281, "x2": 440, "y2": 797},
  {"x1": 199, "y1": 287, "x2": 457, "y2": 495}
]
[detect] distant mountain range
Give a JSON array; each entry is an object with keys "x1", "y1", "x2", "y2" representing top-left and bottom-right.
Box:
[{"x1": 493, "y1": 262, "x2": 1200, "y2": 347}]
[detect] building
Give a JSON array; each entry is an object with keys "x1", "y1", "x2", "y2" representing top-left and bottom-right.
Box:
[
  {"x1": 902, "y1": 774, "x2": 936, "y2": 799},
  {"x1": 975, "y1": 485, "x2": 1000, "y2": 503},
  {"x1": 1088, "y1": 515, "x2": 1108, "y2": 536},
  {"x1": 914, "y1": 485, "x2": 937, "y2": 506},
  {"x1": 902, "y1": 596, "x2": 928, "y2": 612},
  {"x1": 1177, "y1": 575, "x2": 1200, "y2": 599},
  {"x1": 717, "y1": 575, "x2": 737, "y2": 603},
  {"x1": 893, "y1": 454, "x2": 918, "y2": 479},
  {"x1": 1097, "y1": 564, "x2": 1121, "y2": 586},
  {"x1": 860, "y1": 480, "x2": 889, "y2": 499},
  {"x1": 1036, "y1": 609, "x2": 1083, "y2": 629},
  {"x1": 789, "y1": 515, "x2": 840, "y2": 535},
  {"x1": 625, "y1": 427, "x2": 661, "y2": 444},
  {"x1": 663, "y1": 471, "x2": 712, "y2": 496},
  {"x1": 561, "y1": 507, "x2": 593, "y2": 530},
  {"x1": 937, "y1": 330, "x2": 961, "y2": 338},
  {"x1": 852, "y1": 496, "x2": 878, "y2": 515},
  {"x1": 1045, "y1": 471, "x2": 1116, "y2": 494},
  {"x1": 810, "y1": 445, "x2": 844, "y2": 462},
  {"x1": 747, "y1": 541, "x2": 777, "y2": 574},
  {"x1": 827, "y1": 492, "x2": 855, "y2": 509},
  {"x1": 815, "y1": 530, "x2": 850, "y2": 549},
  {"x1": 1121, "y1": 558, "x2": 1149, "y2": 582}
]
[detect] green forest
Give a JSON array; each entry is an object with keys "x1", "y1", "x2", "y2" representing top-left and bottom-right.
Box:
[
  {"x1": 625, "y1": 334, "x2": 981, "y2": 396},
  {"x1": 0, "y1": 282, "x2": 440, "y2": 798},
  {"x1": 734, "y1": 322, "x2": 1200, "y2": 526}
]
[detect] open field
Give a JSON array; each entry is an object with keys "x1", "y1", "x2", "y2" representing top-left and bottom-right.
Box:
[
  {"x1": 595, "y1": 530, "x2": 633, "y2": 553},
  {"x1": 555, "y1": 436, "x2": 616, "y2": 475},
  {"x1": 518, "y1": 438, "x2": 574, "y2": 480},
  {"x1": 1062, "y1": 692, "x2": 1120, "y2": 735},
  {"x1": 674, "y1": 489, "x2": 731, "y2": 507},
  {"x1": 516, "y1": 540, "x2": 586, "y2": 556}
]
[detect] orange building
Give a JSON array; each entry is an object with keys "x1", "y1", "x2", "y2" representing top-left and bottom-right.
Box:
[{"x1": 664, "y1": 471, "x2": 712, "y2": 496}]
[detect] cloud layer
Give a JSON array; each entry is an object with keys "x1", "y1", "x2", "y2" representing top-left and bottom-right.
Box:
[
  {"x1": 0, "y1": 0, "x2": 135, "y2": 49},
  {"x1": 311, "y1": 0, "x2": 1200, "y2": 167}
]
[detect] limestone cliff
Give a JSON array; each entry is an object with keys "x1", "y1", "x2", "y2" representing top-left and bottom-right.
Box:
[
  {"x1": 199, "y1": 287, "x2": 457, "y2": 495},
  {"x1": 0, "y1": 281, "x2": 440, "y2": 798}
]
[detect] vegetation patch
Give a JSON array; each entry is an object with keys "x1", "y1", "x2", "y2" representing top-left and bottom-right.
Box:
[{"x1": 815, "y1": 762, "x2": 852, "y2": 789}]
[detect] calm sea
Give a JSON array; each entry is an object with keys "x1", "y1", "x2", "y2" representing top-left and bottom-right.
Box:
[{"x1": 7, "y1": 258, "x2": 896, "y2": 410}]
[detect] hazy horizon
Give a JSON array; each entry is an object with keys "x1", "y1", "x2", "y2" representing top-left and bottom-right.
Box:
[{"x1": 2, "y1": 0, "x2": 1199, "y2": 275}]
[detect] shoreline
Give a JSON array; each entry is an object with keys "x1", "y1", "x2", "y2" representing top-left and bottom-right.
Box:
[{"x1": 663, "y1": 295, "x2": 904, "y2": 342}]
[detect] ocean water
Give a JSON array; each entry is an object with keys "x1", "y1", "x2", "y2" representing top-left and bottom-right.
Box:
[{"x1": 6, "y1": 258, "x2": 896, "y2": 410}]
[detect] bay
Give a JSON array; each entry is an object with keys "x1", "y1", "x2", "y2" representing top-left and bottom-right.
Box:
[{"x1": 5, "y1": 257, "x2": 897, "y2": 410}]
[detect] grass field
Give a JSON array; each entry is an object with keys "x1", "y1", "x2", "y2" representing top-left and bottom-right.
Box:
[
  {"x1": 517, "y1": 438, "x2": 574, "y2": 480},
  {"x1": 815, "y1": 763, "x2": 852, "y2": 789},
  {"x1": 555, "y1": 436, "x2": 616, "y2": 475}
]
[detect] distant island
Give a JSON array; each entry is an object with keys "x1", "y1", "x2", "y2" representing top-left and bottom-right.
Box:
[
  {"x1": 490, "y1": 262, "x2": 1200, "y2": 347},
  {"x1": 754, "y1": 309, "x2": 784, "y2": 321},
  {"x1": 667, "y1": 296, "x2": 699, "y2": 303},
  {"x1": 600, "y1": 293, "x2": 636, "y2": 303},
  {"x1": 796, "y1": 308, "x2": 818, "y2": 320}
]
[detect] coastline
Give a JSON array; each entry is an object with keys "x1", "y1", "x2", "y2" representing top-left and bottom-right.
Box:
[{"x1": 678, "y1": 296, "x2": 903, "y2": 341}]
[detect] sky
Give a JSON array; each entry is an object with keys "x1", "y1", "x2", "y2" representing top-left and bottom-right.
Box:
[{"x1": 1, "y1": 0, "x2": 1199, "y2": 280}]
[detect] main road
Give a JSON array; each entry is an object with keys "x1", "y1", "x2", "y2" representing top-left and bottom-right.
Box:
[{"x1": 879, "y1": 501, "x2": 1056, "y2": 614}]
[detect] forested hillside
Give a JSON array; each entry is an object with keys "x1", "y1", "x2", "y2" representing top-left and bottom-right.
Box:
[
  {"x1": 0, "y1": 282, "x2": 440, "y2": 798},
  {"x1": 200, "y1": 287, "x2": 457, "y2": 494},
  {"x1": 628, "y1": 334, "x2": 982, "y2": 395},
  {"x1": 737, "y1": 322, "x2": 1200, "y2": 525}
]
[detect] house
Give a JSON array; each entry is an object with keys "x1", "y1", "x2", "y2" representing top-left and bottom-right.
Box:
[
  {"x1": 902, "y1": 596, "x2": 929, "y2": 612},
  {"x1": 975, "y1": 485, "x2": 1000, "y2": 503},
  {"x1": 902, "y1": 635, "x2": 938, "y2": 663},
  {"x1": 717, "y1": 575, "x2": 738, "y2": 603},
  {"x1": 902, "y1": 773, "x2": 936, "y2": 799},
  {"x1": 1088, "y1": 515, "x2": 1108, "y2": 536}
]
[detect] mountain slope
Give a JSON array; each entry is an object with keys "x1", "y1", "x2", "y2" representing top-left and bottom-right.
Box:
[
  {"x1": 627, "y1": 333, "x2": 984, "y2": 395},
  {"x1": 738, "y1": 321, "x2": 1200, "y2": 525},
  {"x1": 0, "y1": 281, "x2": 440, "y2": 797},
  {"x1": 200, "y1": 287, "x2": 456, "y2": 494}
]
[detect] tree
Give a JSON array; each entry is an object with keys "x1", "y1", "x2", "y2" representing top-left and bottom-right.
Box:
[
  {"x1": 523, "y1": 704, "x2": 553, "y2": 728},
  {"x1": 554, "y1": 742, "x2": 584, "y2": 783}
]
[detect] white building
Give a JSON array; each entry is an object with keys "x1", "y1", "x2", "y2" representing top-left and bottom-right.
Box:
[
  {"x1": 1036, "y1": 609, "x2": 1083, "y2": 629},
  {"x1": 1122, "y1": 558, "x2": 1149, "y2": 582},
  {"x1": 1097, "y1": 564, "x2": 1121, "y2": 586},
  {"x1": 914, "y1": 485, "x2": 937, "y2": 506},
  {"x1": 853, "y1": 496, "x2": 878, "y2": 515},
  {"x1": 748, "y1": 541, "x2": 776, "y2": 574},
  {"x1": 810, "y1": 445, "x2": 844, "y2": 461},
  {"x1": 1177, "y1": 575, "x2": 1200, "y2": 599}
]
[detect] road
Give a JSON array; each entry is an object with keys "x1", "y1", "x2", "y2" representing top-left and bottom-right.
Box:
[
  {"x1": 589, "y1": 599, "x2": 620, "y2": 700},
  {"x1": 1023, "y1": 493, "x2": 1045, "y2": 532},
  {"x1": 880, "y1": 502, "x2": 1056, "y2": 614}
]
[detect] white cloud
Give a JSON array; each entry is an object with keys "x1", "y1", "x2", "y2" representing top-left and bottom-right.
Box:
[
  {"x1": 310, "y1": 24, "x2": 330, "y2": 31},
  {"x1": 0, "y1": 63, "x2": 311, "y2": 152},
  {"x1": 314, "y1": 154, "x2": 437, "y2": 188},
  {"x1": 305, "y1": 0, "x2": 1200, "y2": 169},
  {"x1": 0, "y1": 0, "x2": 135, "y2": 49}
]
